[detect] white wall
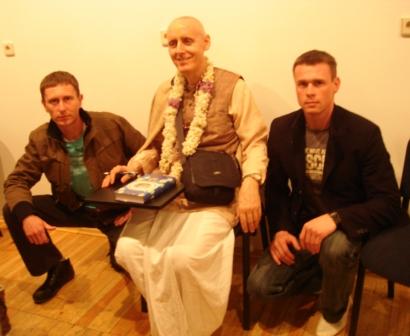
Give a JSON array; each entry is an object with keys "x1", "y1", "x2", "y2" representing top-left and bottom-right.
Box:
[{"x1": 1, "y1": 0, "x2": 409, "y2": 203}]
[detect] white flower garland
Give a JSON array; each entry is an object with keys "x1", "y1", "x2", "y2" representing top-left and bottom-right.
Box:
[{"x1": 159, "y1": 61, "x2": 214, "y2": 178}]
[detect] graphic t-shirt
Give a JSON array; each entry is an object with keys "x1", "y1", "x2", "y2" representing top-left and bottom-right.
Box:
[{"x1": 305, "y1": 128, "x2": 329, "y2": 193}]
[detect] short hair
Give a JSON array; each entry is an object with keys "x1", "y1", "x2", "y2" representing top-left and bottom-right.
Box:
[
  {"x1": 40, "y1": 71, "x2": 80, "y2": 100},
  {"x1": 293, "y1": 50, "x2": 337, "y2": 79}
]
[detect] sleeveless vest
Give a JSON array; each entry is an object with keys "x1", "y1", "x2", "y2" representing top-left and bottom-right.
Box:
[{"x1": 184, "y1": 68, "x2": 241, "y2": 155}]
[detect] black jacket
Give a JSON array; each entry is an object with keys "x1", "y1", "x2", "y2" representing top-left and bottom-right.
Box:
[{"x1": 265, "y1": 105, "x2": 401, "y2": 240}]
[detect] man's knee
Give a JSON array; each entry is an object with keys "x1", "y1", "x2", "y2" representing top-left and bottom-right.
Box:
[
  {"x1": 247, "y1": 267, "x2": 273, "y2": 297},
  {"x1": 320, "y1": 231, "x2": 359, "y2": 269},
  {"x1": 2, "y1": 204, "x2": 13, "y2": 226},
  {"x1": 2, "y1": 204, "x2": 20, "y2": 235},
  {"x1": 246, "y1": 252, "x2": 282, "y2": 298},
  {"x1": 114, "y1": 236, "x2": 142, "y2": 265}
]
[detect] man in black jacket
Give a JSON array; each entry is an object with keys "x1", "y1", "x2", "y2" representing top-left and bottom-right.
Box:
[{"x1": 247, "y1": 50, "x2": 401, "y2": 336}]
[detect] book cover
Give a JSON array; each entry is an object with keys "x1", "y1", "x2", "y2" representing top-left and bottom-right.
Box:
[{"x1": 114, "y1": 174, "x2": 176, "y2": 204}]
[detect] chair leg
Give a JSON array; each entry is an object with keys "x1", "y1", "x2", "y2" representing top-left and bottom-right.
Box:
[
  {"x1": 141, "y1": 295, "x2": 148, "y2": 313},
  {"x1": 387, "y1": 280, "x2": 395, "y2": 299},
  {"x1": 242, "y1": 233, "x2": 251, "y2": 330},
  {"x1": 349, "y1": 262, "x2": 365, "y2": 336}
]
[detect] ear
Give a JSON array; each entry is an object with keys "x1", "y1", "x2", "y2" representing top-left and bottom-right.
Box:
[
  {"x1": 41, "y1": 99, "x2": 49, "y2": 112},
  {"x1": 203, "y1": 34, "x2": 211, "y2": 51},
  {"x1": 333, "y1": 76, "x2": 341, "y2": 93}
]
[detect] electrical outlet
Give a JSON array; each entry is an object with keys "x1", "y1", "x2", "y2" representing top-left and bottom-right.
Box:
[
  {"x1": 401, "y1": 18, "x2": 410, "y2": 37},
  {"x1": 160, "y1": 30, "x2": 168, "y2": 47},
  {"x1": 3, "y1": 42, "x2": 15, "y2": 57}
]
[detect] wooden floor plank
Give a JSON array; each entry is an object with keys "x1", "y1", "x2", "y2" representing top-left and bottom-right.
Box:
[{"x1": 1, "y1": 224, "x2": 409, "y2": 335}]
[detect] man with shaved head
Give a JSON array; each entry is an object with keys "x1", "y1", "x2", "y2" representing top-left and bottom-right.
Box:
[{"x1": 103, "y1": 16, "x2": 268, "y2": 336}]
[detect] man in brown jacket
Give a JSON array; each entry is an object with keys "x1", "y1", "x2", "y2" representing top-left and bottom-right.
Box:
[{"x1": 3, "y1": 71, "x2": 145, "y2": 304}]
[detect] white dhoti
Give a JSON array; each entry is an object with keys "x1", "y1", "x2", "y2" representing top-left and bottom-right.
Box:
[{"x1": 115, "y1": 208, "x2": 235, "y2": 336}]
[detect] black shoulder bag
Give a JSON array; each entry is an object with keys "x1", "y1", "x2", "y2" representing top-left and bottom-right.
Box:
[{"x1": 176, "y1": 111, "x2": 241, "y2": 205}]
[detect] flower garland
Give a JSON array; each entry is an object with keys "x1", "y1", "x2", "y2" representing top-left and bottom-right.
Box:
[{"x1": 159, "y1": 61, "x2": 215, "y2": 178}]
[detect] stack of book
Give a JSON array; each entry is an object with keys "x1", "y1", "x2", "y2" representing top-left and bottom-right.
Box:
[{"x1": 114, "y1": 174, "x2": 176, "y2": 204}]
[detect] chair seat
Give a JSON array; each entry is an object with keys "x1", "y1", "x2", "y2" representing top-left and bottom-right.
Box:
[{"x1": 361, "y1": 223, "x2": 410, "y2": 286}]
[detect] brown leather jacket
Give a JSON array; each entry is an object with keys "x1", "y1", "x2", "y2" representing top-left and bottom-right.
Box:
[{"x1": 4, "y1": 109, "x2": 145, "y2": 222}]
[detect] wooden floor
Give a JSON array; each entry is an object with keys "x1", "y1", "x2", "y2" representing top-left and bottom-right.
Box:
[{"x1": 0, "y1": 224, "x2": 409, "y2": 336}]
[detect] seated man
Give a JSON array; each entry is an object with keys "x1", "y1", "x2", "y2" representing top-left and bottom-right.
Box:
[
  {"x1": 104, "y1": 16, "x2": 268, "y2": 336},
  {"x1": 247, "y1": 50, "x2": 402, "y2": 336},
  {"x1": 3, "y1": 71, "x2": 145, "y2": 304}
]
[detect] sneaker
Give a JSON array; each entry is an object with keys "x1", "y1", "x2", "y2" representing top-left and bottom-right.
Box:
[
  {"x1": 316, "y1": 311, "x2": 347, "y2": 336},
  {"x1": 32, "y1": 259, "x2": 74, "y2": 304}
]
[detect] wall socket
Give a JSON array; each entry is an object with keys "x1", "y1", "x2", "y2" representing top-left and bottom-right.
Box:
[
  {"x1": 3, "y1": 41, "x2": 15, "y2": 57},
  {"x1": 401, "y1": 18, "x2": 410, "y2": 37},
  {"x1": 160, "y1": 30, "x2": 168, "y2": 47}
]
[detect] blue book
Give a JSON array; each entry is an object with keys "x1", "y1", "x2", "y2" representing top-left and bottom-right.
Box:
[{"x1": 114, "y1": 174, "x2": 176, "y2": 204}]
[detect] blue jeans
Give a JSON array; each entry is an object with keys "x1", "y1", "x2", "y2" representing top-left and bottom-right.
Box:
[{"x1": 247, "y1": 230, "x2": 361, "y2": 322}]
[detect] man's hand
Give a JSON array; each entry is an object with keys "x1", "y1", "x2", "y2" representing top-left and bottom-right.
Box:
[
  {"x1": 299, "y1": 213, "x2": 337, "y2": 254},
  {"x1": 101, "y1": 165, "x2": 138, "y2": 188},
  {"x1": 270, "y1": 230, "x2": 301, "y2": 266},
  {"x1": 237, "y1": 176, "x2": 261, "y2": 233},
  {"x1": 22, "y1": 215, "x2": 56, "y2": 245},
  {"x1": 127, "y1": 157, "x2": 144, "y2": 174}
]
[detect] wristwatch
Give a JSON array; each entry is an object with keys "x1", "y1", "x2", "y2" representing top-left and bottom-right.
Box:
[{"x1": 329, "y1": 211, "x2": 342, "y2": 226}]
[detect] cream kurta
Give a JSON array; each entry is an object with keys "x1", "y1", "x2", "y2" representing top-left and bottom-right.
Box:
[{"x1": 115, "y1": 71, "x2": 268, "y2": 336}]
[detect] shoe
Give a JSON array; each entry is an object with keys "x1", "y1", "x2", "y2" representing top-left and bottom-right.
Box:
[
  {"x1": 315, "y1": 309, "x2": 348, "y2": 336},
  {"x1": 32, "y1": 259, "x2": 74, "y2": 304}
]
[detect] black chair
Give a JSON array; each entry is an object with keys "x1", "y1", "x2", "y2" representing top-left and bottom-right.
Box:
[
  {"x1": 140, "y1": 204, "x2": 270, "y2": 331},
  {"x1": 349, "y1": 139, "x2": 410, "y2": 336},
  {"x1": 237, "y1": 206, "x2": 270, "y2": 330}
]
